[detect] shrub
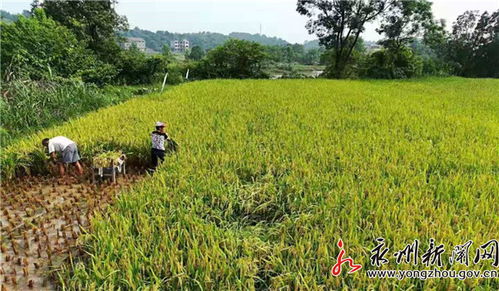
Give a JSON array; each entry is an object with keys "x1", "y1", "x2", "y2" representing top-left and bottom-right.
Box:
[
  {"x1": 0, "y1": 79, "x2": 137, "y2": 147},
  {"x1": 320, "y1": 48, "x2": 365, "y2": 79},
  {"x1": 0, "y1": 9, "x2": 97, "y2": 81},
  {"x1": 195, "y1": 39, "x2": 269, "y2": 79},
  {"x1": 360, "y1": 46, "x2": 423, "y2": 79},
  {"x1": 79, "y1": 62, "x2": 119, "y2": 87},
  {"x1": 115, "y1": 48, "x2": 169, "y2": 85},
  {"x1": 165, "y1": 62, "x2": 188, "y2": 85},
  {"x1": 421, "y1": 57, "x2": 451, "y2": 77}
]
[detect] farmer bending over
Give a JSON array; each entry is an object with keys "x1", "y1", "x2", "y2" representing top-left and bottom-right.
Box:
[
  {"x1": 150, "y1": 121, "x2": 170, "y2": 172},
  {"x1": 42, "y1": 136, "x2": 83, "y2": 177}
]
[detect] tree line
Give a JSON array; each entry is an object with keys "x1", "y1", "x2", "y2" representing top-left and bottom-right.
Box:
[
  {"x1": 1, "y1": 0, "x2": 164, "y2": 86},
  {"x1": 1, "y1": 0, "x2": 497, "y2": 87},
  {"x1": 122, "y1": 27, "x2": 289, "y2": 51},
  {"x1": 297, "y1": 0, "x2": 498, "y2": 78}
]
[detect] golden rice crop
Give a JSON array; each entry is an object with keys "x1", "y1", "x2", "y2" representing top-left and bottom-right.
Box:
[{"x1": 2, "y1": 77, "x2": 499, "y2": 290}]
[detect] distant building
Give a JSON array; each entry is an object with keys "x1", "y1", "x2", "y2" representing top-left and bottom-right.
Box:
[
  {"x1": 171, "y1": 39, "x2": 190, "y2": 52},
  {"x1": 122, "y1": 37, "x2": 146, "y2": 52}
]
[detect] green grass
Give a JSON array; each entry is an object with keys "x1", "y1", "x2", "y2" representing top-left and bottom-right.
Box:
[
  {"x1": 0, "y1": 79, "x2": 156, "y2": 148},
  {"x1": 2, "y1": 77, "x2": 499, "y2": 290}
]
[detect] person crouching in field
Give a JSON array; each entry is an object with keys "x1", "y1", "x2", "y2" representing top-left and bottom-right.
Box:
[
  {"x1": 149, "y1": 121, "x2": 170, "y2": 172},
  {"x1": 42, "y1": 136, "x2": 84, "y2": 177}
]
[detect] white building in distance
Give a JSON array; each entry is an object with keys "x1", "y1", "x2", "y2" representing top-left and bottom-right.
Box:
[
  {"x1": 171, "y1": 39, "x2": 190, "y2": 52},
  {"x1": 122, "y1": 37, "x2": 146, "y2": 52}
]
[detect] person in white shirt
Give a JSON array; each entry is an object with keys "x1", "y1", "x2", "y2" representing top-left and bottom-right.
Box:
[{"x1": 42, "y1": 136, "x2": 83, "y2": 177}]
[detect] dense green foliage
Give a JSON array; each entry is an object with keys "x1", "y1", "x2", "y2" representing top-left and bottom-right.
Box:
[
  {"x1": 0, "y1": 80, "x2": 145, "y2": 147},
  {"x1": 320, "y1": 38, "x2": 366, "y2": 78},
  {"x1": 194, "y1": 39, "x2": 269, "y2": 79},
  {"x1": 186, "y1": 45, "x2": 205, "y2": 61},
  {"x1": 265, "y1": 44, "x2": 323, "y2": 65},
  {"x1": 303, "y1": 39, "x2": 321, "y2": 50},
  {"x1": 376, "y1": 0, "x2": 434, "y2": 50},
  {"x1": 122, "y1": 27, "x2": 323, "y2": 68},
  {"x1": 360, "y1": 46, "x2": 423, "y2": 79},
  {"x1": 417, "y1": 9, "x2": 499, "y2": 78},
  {"x1": 297, "y1": 0, "x2": 399, "y2": 78},
  {"x1": 2, "y1": 78, "x2": 497, "y2": 289},
  {"x1": 0, "y1": 4, "x2": 163, "y2": 148},
  {"x1": 115, "y1": 48, "x2": 169, "y2": 85},
  {"x1": 36, "y1": 0, "x2": 176, "y2": 85},
  {"x1": 297, "y1": 0, "x2": 498, "y2": 79},
  {"x1": 3, "y1": 1, "x2": 497, "y2": 82},
  {"x1": 1, "y1": 6, "x2": 170, "y2": 87},
  {"x1": 229, "y1": 32, "x2": 289, "y2": 47},
  {"x1": 0, "y1": 9, "x2": 97, "y2": 81},
  {"x1": 446, "y1": 10, "x2": 499, "y2": 77},
  {"x1": 40, "y1": 0, "x2": 128, "y2": 64}
]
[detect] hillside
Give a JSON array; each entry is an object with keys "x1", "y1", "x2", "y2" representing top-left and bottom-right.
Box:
[
  {"x1": 121, "y1": 27, "x2": 290, "y2": 51},
  {"x1": 0, "y1": 9, "x2": 22, "y2": 23},
  {"x1": 1, "y1": 9, "x2": 306, "y2": 52}
]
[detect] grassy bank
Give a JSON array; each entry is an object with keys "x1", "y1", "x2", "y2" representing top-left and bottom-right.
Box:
[
  {"x1": 2, "y1": 78, "x2": 498, "y2": 289},
  {"x1": 0, "y1": 79, "x2": 155, "y2": 147}
]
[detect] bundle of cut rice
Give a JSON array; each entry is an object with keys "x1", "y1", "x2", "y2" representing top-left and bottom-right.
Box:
[{"x1": 92, "y1": 151, "x2": 124, "y2": 168}]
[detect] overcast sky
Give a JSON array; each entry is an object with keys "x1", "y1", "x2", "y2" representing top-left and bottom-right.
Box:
[{"x1": 2, "y1": 0, "x2": 498, "y2": 43}]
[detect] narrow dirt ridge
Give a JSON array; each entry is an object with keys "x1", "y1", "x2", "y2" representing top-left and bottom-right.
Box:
[{"x1": 0, "y1": 172, "x2": 143, "y2": 290}]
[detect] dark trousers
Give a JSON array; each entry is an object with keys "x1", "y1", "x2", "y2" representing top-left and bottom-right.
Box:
[{"x1": 151, "y1": 148, "x2": 165, "y2": 168}]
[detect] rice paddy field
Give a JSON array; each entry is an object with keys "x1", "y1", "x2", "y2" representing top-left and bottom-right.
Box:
[{"x1": 1, "y1": 78, "x2": 498, "y2": 290}]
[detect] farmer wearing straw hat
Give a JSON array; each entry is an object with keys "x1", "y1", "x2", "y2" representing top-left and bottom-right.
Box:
[{"x1": 149, "y1": 121, "x2": 170, "y2": 172}]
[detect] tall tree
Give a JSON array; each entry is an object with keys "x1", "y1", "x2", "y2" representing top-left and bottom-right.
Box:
[
  {"x1": 1, "y1": 9, "x2": 96, "y2": 81},
  {"x1": 161, "y1": 45, "x2": 173, "y2": 59},
  {"x1": 377, "y1": 0, "x2": 434, "y2": 50},
  {"x1": 188, "y1": 46, "x2": 205, "y2": 61},
  {"x1": 422, "y1": 17, "x2": 448, "y2": 52},
  {"x1": 297, "y1": 0, "x2": 391, "y2": 78},
  {"x1": 34, "y1": 0, "x2": 128, "y2": 63},
  {"x1": 449, "y1": 10, "x2": 499, "y2": 76}
]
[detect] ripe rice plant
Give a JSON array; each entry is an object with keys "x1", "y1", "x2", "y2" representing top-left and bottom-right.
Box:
[{"x1": 2, "y1": 77, "x2": 499, "y2": 289}]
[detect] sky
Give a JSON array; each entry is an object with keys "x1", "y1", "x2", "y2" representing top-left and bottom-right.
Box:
[{"x1": 2, "y1": 0, "x2": 498, "y2": 43}]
